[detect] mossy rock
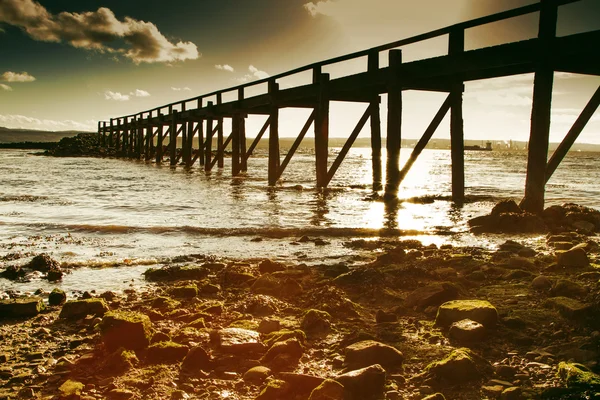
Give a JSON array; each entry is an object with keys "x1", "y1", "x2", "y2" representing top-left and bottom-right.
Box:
[
  {"x1": 151, "y1": 296, "x2": 181, "y2": 310},
  {"x1": 48, "y1": 288, "x2": 67, "y2": 306},
  {"x1": 228, "y1": 319, "x2": 259, "y2": 330},
  {"x1": 557, "y1": 362, "x2": 600, "y2": 389},
  {"x1": 144, "y1": 265, "x2": 209, "y2": 282},
  {"x1": 435, "y1": 300, "x2": 498, "y2": 327},
  {"x1": 58, "y1": 379, "x2": 84, "y2": 396},
  {"x1": 186, "y1": 317, "x2": 207, "y2": 329},
  {"x1": 146, "y1": 341, "x2": 189, "y2": 364},
  {"x1": 256, "y1": 379, "x2": 290, "y2": 400},
  {"x1": 300, "y1": 309, "x2": 332, "y2": 337},
  {"x1": 169, "y1": 285, "x2": 198, "y2": 299},
  {"x1": 264, "y1": 329, "x2": 306, "y2": 348},
  {"x1": 100, "y1": 310, "x2": 152, "y2": 351},
  {"x1": 102, "y1": 348, "x2": 138, "y2": 374},
  {"x1": 59, "y1": 298, "x2": 108, "y2": 319},
  {"x1": 198, "y1": 300, "x2": 224, "y2": 315},
  {"x1": 425, "y1": 348, "x2": 480, "y2": 383},
  {"x1": 0, "y1": 298, "x2": 46, "y2": 318}
]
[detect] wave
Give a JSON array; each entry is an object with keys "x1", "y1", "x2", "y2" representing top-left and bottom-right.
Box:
[{"x1": 0, "y1": 195, "x2": 50, "y2": 203}]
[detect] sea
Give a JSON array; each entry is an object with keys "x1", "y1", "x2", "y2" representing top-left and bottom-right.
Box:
[{"x1": 1, "y1": 147, "x2": 598, "y2": 296}]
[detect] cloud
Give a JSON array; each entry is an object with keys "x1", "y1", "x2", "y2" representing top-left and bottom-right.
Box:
[
  {"x1": 0, "y1": 113, "x2": 96, "y2": 131},
  {"x1": 237, "y1": 65, "x2": 270, "y2": 83},
  {"x1": 131, "y1": 89, "x2": 150, "y2": 97},
  {"x1": 104, "y1": 90, "x2": 130, "y2": 101},
  {"x1": 171, "y1": 87, "x2": 191, "y2": 91},
  {"x1": 215, "y1": 64, "x2": 234, "y2": 72},
  {"x1": 1, "y1": 71, "x2": 36, "y2": 82},
  {"x1": 0, "y1": 0, "x2": 199, "y2": 64},
  {"x1": 0, "y1": 84, "x2": 13, "y2": 91}
]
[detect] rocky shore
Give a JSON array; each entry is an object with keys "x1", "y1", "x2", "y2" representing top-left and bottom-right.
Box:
[{"x1": 1, "y1": 203, "x2": 600, "y2": 400}]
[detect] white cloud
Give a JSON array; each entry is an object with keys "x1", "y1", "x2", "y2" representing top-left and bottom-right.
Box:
[
  {"x1": 104, "y1": 90, "x2": 130, "y2": 101},
  {"x1": 1, "y1": 71, "x2": 36, "y2": 82},
  {"x1": 0, "y1": 0, "x2": 199, "y2": 64},
  {"x1": 215, "y1": 64, "x2": 234, "y2": 72},
  {"x1": 0, "y1": 84, "x2": 13, "y2": 91},
  {"x1": 237, "y1": 65, "x2": 270, "y2": 83},
  {"x1": 171, "y1": 87, "x2": 191, "y2": 91},
  {"x1": 0, "y1": 113, "x2": 96, "y2": 131},
  {"x1": 131, "y1": 89, "x2": 150, "y2": 97}
]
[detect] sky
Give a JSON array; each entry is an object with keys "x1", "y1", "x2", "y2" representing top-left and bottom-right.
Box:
[{"x1": 0, "y1": 0, "x2": 599, "y2": 144}]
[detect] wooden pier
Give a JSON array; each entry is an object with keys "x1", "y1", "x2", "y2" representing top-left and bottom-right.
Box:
[{"x1": 98, "y1": 0, "x2": 600, "y2": 213}]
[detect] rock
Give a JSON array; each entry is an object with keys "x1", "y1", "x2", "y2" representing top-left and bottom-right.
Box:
[
  {"x1": 262, "y1": 338, "x2": 304, "y2": 363},
  {"x1": 264, "y1": 330, "x2": 306, "y2": 348},
  {"x1": 48, "y1": 288, "x2": 67, "y2": 306},
  {"x1": 375, "y1": 309, "x2": 397, "y2": 323},
  {"x1": 279, "y1": 373, "x2": 325, "y2": 394},
  {"x1": 243, "y1": 366, "x2": 272, "y2": 383},
  {"x1": 100, "y1": 311, "x2": 152, "y2": 351},
  {"x1": 544, "y1": 297, "x2": 594, "y2": 320},
  {"x1": 169, "y1": 285, "x2": 198, "y2": 299},
  {"x1": 496, "y1": 365, "x2": 519, "y2": 379},
  {"x1": 425, "y1": 348, "x2": 481, "y2": 383},
  {"x1": 217, "y1": 328, "x2": 264, "y2": 354},
  {"x1": 102, "y1": 349, "x2": 138, "y2": 373},
  {"x1": 259, "y1": 259, "x2": 286, "y2": 274},
  {"x1": 143, "y1": 265, "x2": 209, "y2": 281},
  {"x1": 550, "y1": 279, "x2": 587, "y2": 298},
  {"x1": 500, "y1": 387, "x2": 522, "y2": 400},
  {"x1": 556, "y1": 247, "x2": 589, "y2": 268},
  {"x1": 336, "y1": 364, "x2": 386, "y2": 400},
  {"x1": 491, "y1": 200, "x2": 523, "y2": 216},
  {"x1": 448, "y1": 319, "x2": 486, "y2": 343},
  {"x1": 146, "y1": 341, "x2": 189, "y2": 364},
  {"x1": 26, "y1": 253, "x2": 60, "y2": 272},
  {"x1": 435, "y1": 300, "x2": 498, "y2": 327},
  {"x1": 308, "y1": 379, "x2": 345, "y2": 400},
  {"x1": 557, "y1": 362, "x2": 600, "y2": 389},
  {"x1": 300, "y1": 309, "x2": 332, "y2": 337},
  {"x1": 251, "y1": 274, "x2": 283, "y2": 296},
  {"x1": 344, "y1": 340, "x2": 403, "y2": 370},
  {"x1": 0, "y1": 265, "x2": 25, "y2": 280},
  {"x1": 422, "y1": 394, "x2": 446, "y2": 400},
  {"x1": 107, "y1": 388, "x2": 135, "y2": 399},
  {"x1": 404, "y1": 283, "x2": 459, "y2": 309},
  {"x1": 258, "y1": 318, "x2": 281, "y2": 334},
  {"x1": 0, "y1": 298, "x2": 45, "y2": 318},
  {"x1": 59, "y1": 379, "x2": 84, "y2": 397},
  {"x1": 571, "y1": 220, "x2": 596, "y2": 232},
  {"x1": 255, "y1": 379, "x2": 290, "y2": 400},
  {"x1": 181, "y1": 346, "x2": 212, "y2": 372},
  {"x1": 531, "y1": 276, "x2": 553, "y2": 290},
  {"x1": 59, "y1": 298, "x2": 109, "y2": 319}
]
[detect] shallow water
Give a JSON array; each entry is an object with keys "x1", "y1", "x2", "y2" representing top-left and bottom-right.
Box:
[{"x1": 0, "y1": 147, "x2": 598, "y2": 294}]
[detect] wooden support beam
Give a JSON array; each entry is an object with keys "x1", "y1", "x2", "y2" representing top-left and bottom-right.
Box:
[
  {"x1": 217, "y1": 93, "x2": 224, "y2": 168},
  {"x1": 238, "y1": 88, "x2": 248, "y2": 172},
  {"x1": 144, "y1": 123, "x2": 152, "y2": 160},
  {"x1": 191, "y1": 120, "x2": 205, "y2": 166},
  {"x1": 170, "y1": 111, "x2": 178, "y2": 166},
  {"x1": 385, "y1": 50, "x2": 403, "y2": 198},
  {"x1": 369, "y1": 49, "x2": 382, "y2": 191},
  {"x1": 155, "y1": 115, "x2": 164, "y2": 164},
  {"x1": 398, "y1": 94, "x2": 453, "y2": 184},
  {"x1": 268, "y1": 80, "x2": 280, "y2": 186},
  {"x1": 232, "y1": 114, "x2": 241, "y2": 176},
  {"x1": 109, "y1": 119, "x2": 114, "y2": 148},
  {"x1": 137, "y1": 117, "x2": 144, "y2": 159},
  {"x1": 209, "y1": 133, "x2": 233, "y2": 170},
  {"x1": 186, "y1": 121, "x2": 194, "y2": 167},
  {"x1": 246, "y1": 117, "x2": 270, "y2": 160},
  {"x1": 521, "y1": 0, "x2": 557, "y2": 213},
  {"x1": 449, "y1": 29, "x2": 465, "y2": 205},
  {"x1": 205, "y1": 103, "x2": 214, "y2": 171},
  {"x1": 277, "y1": 110, "x2": 315, "y2": 181},
  {"x1": 315, "y1": 73, "x2": 330, "y2": 188},
  {"x1": 181, "y1": 120, "x2": 188, "y2": 165},
  {"x1": 326, "y1": 105, "x2": 371, "y2": 186},
  {"x1": 546, "y1": 85, "x2": 600, "y2": 182}
]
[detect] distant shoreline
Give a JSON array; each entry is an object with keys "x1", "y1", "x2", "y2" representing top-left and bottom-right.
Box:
[{"x1": 0, "y1": 141, "x2": 57, "y2": 150}]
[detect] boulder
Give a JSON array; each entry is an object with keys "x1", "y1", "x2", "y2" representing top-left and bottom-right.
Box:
[
  {"x1": 0, "y1": 298, "x2": 45, "y2": 318},
  {"x1": 425, "y1": 348, "x2": 480, "y2": 383},
  {"x1": 435, "y1": 300, "x2": 498, "y2": 327},
  {"x1": 491, "y1": 200, "x2": 522, "y2": 216},
  {"x1": 262, "y1": 338, "x2": 304, "y2": 363},
  {"x1": 556, "y1": 245, "x2": 589, "y2": 268},
  {"x1": 344, "y1": 340, "x2": 403, "y2": 370},
  {"x1": 59, "y1": 299, "x2": 109, "y2": 319},
  {"x1": 217, "y1": 328, "x2": 264, "y2": 354},
  {"x1": 258, "y1": 318, "x2": 281, "y2": 334},
  {"x1": 279, "y1": 373, "x2": 325, "y2": 395},
  {"x1": 557, "y1": 362, "x2": 600, "y2": 389},
  {"x1": 243, "y1": 366, "x2": 272, "y2": 384},
  {"x1": 544, "y1": 297, "x2": 594, "y2": 320},
  {"x1": 300, "y1": 309, "x2": 332, "y2": 337},
  {"x1": 1, "y1": 265, "x2": 25, "y2": 280},
  {"x1": 531, "y1": 276, "x2": 553, "y2": 291},
  {"x1": 48, "y1": 288, "x2": 67, "y2": 306},
  {"x1": 26, "y1": 254, "x2": 60, "y2": 272},
  {"x1": 255, "y1": 379, "x2": 290, "y2": 400},
  {"x1": 259, "y1": 259, "x2": 286, "y2": 274},
  {"x1": 375, "y1": 309, "x2": 397, "y2": 323},
  {"x1": 336, "y1": 364, "x2": 386, "y2": 400},
  {"x1": 308, "y1": 379, "x2": 344, "y2": 400},
  {"x1": 251, "y1": 274, "x2": 283, "y2": 296},
  {"x1": 146, "y1": 341, "x2": 189, "y2": 364},
  {"x1": 168, "y1": 285, "x2": 198, "y2": 299},
  {"x1": 448, "y1": 319, "x2": 486, "y2": 343},
  {"x1": 181, "y1": 346, "x2": 212, "y2": 372},
  {"x1": 404, "y1": 282, "x2": 459, "y2": 309},
  {"x1": 143, "y1": 265, "x2": 209, "y2": 281},
  {"x1": 58, "y1": 380, "x2": 84, "y2": 397},
  {"x1": 550, "y1": 279, "x2": 588, "y2": 299},
  {"x1": 100, "y1": 311, "x2": 152, "y2": 351}
]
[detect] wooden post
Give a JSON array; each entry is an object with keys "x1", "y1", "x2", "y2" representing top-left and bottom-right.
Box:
[
  {"x1": 521, "y1": 0, "x2": 557, "y2": 213},
  {"x1": 205, "y1": 102, "x2": 214, "y2": 171},
  {"x1": 186, "y1": 120, "x2": 194, "y2": 166},
  {"x1": 277, "y1": 111, "x2": 315, "y2": 181},
  {"x1": 102, "y1": 122, "x2": 107, "y2": 147},
  {"x1": 156, "y1": 114, "x2": 164, "y2": 164},
  {"x1": 137, "y1": 116, "x2": 144, "y2": 159},
  {"x1": 217, "y1": 93, "x2": 224, "y2": 168},
  {"x1": 368, "y1": 51, "x2": 382, "y2": 191},
  {"x1": 232, "y1": 113, "x2": 240, "y2": 176},
  {"x1": 128, "y1": 118, "x2": 134, "y2": 158},
  {"x1": 181, "y1": 118, "x2": 188, "y2": 166},
  {"x1": 116, "y1": 118, "x2": 122, "y2": 155},
  {"x1": 385, "y1": 50, "x2": 402, "y2": 198},
  {"x1": 268, "y1": 80, "x2": 280, "y2": 186},
  {"x1": 170, "y1": 111, "x2": 178, "y2": 166},
  {"x1": 198, "y1": 120, "x2": 205, "y2": 166},
  {"x1": 449, "y1": 30, "x2": 465, "y2": 205},
  {"x1": 315, "y1": 72, "x2": 330, "y2": 188},
  {"x1": 239, "y1": 88, "x2": 248, "y2": 172},
  {"x1": 109, "y1": 119, "x2": 114, "y2": 148}
]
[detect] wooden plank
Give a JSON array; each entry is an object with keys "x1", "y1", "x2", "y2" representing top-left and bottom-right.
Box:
[
  {"x1": 449, "y1": 29, "x2": 465, "y2": 205},
  {"x1": 232, "y1": 114, "x2": 240, "y2": 176},
  {"x1": 315, "y1": 74, "x2": 330, "y2": 188},
  {"x1": 170, "y1": 112, "x2": 178, "y2": 166},
  {"x1": 325, "y1": 104, "x2": 371, "y2": 186},
  {"x1": 385, "y1": 50, "x2": 402, "y2": 198},
  {"x1": 277, "y1": 110, "x2": 315, "y2": 181},
  {"x1": 268, "y1": 80, "x2": 280, "y2": 186},
  {"x1": 205, "y1": 114, "x2": 214, "y2": 171},
  {"x1": 368, "y1": 50, "x2": 382, "y2": 191},
  {"x1": 155, "y1": 118, "x2": 164, "y2": 164}
]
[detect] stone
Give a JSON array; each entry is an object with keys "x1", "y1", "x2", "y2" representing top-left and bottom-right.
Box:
[
  {"x1": 181, "y1": 346, "x2": 212, "y2": 372},
  {"x1": 1, "y1": 265, "x2": 25, "y2": 280},
  {"x1": 264, "y1": 329, "x2": 306, "y2": 348},
  {"x1": 251, "y1": 274, "x2": 283, "y2": 296},
  {"x1": 243, "y1": 366, "x2": 272, "y2": 383},
  {"x1": 255, "y1": 379, "x2": 290, "y2": 400},
  {"x1": 26, "y1": 253, "x2": 60, "y2": 272},
  {"x1": 217, "y1": 327, "x2": 265, "y2": 354},
  {"x1": 102, "y1": 349, "x2": 138, "y2": 373},
  {"x1": 308, "y1": 379, "x2": 345, "y2": 400},
  {"x1": 300, "y1": 309, "x2": 332, "y2": 337},
  {"x1": 100, "y1": 310, "x2": 152, "y2": 351},
  {"x1": 404, "y1": 283, "x2": 460, "y2": 309},
  {"x1": 496, "y1": 365, "x2": 519, "y2": 379},
  {"x1": 501, "y1": 387, "x2": 523, "y2": 400},
  {"x1": 550, "y1": 279, "x2": 587, "y2": 299},
  {"x1": 146, "y1": 341, "x2": 189, "y2": 364},
  {"x1": 556, "y1": 247, "x2": 589, "y2": 268},
  {"x1": 59, "y1": 298, "x2": 109, "y2": 319},
  {"x1": 262, "y1": 338, "x2": 304, "y2": 363},
  {"x1": 375, "y1": 309, "x2": 397, "y2": 323},
  {"x1": 258, "y1": 318, "x2": 281, "y2": 334},
  {"x1": 422, "y1": 394, "x2": 446, "y2": 400},
  {"x1": 425, "y1": 348, "x2": 480, "y2": 383},
  {"x1": 0, "y1": 298, "x2": 45, "y2": 318},
  {"x1": 259, "y1": 259, "x2": 286, "y2": 274},
  {"x1": 531, "y1": 276, "x2": 553, "y2": 291},
  {"x1": 491, "y1": 200, "x2": 522, "y2": 216},
  {"x1": 107, "y1": 388, "x2": 135, "y2": 399},
  {"x1": 336, "y1": 364, "x2": 386, "y2": 400},
  {"x1": 544, "y1": 297, "x2": 594, "y2": 320},
  {"x1": 169, "y1": 285, "x2": 198, "y2": 299},
  {"x1": 435, "y1": 300, "x2": 498, "y2": 327},
  {"x1": 143, "y1": 265, "x2": 209, "y2": 281},
  {"x1": 59, "y1": 380, "x2": 84, "y2": 397},
  {"x1": 279, "y1": 373, "x2": 325, "y2": 394},
  {"x1": 48, "y1": 288, "x2": 67, "y2": 305},
  {"x1": 448, "y1": 319, "x2": 486, "y2": 343},
  {"x1": 344, "y1": 340, "x2": 403, "y2": 370},
  {"x1": 557, "y1": 362, "x2": 600, "y2": 389}
]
